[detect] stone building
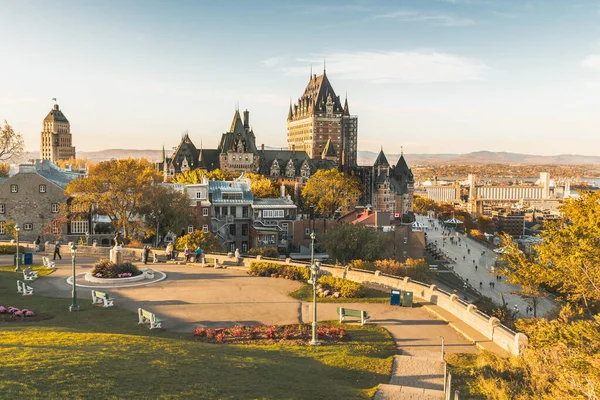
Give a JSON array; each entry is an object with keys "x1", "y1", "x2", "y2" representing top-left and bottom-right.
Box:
[
  {"x1": 157, "y1": 109, "x2": 335, "y2": 182},
  {"x1": 0, "y1": 160, "x2": 81, "y2": 242},
  {"x1": 251, "y1": 190, "x2": 297, "y2": 254},
  {"x1": 40, "y1": 102, "x2": 76, "y2": 162},
  {"x1": 361, "y1": 149, "x2": 415, "y2": 220},
  {"x1": 287, "y1": 69, "x2": 358, "y2": 170}
]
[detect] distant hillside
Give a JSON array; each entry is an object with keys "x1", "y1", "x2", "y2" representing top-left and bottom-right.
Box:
[
  {"x1": 18, "y1": 149, "x2": 600, "y2": 166},
  {"x1": 358, "y1": 151, "x2": 600, "y2": 166}
]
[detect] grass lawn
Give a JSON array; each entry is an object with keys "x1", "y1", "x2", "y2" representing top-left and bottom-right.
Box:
[
  {"x1": 0, "y1": 264, "x2": 55, "y2": 276},
  {"x1": 0, "y1": 268, "x2": 395, "y2": 399},
  {"x1": 288, "y1": 283, "x2": 390, "y2": 304}
]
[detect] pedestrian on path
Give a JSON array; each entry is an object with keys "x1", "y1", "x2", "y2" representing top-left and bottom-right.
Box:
[
  {"x1": 475, "y1": 265, "x2": 478, "y2": 271},
  {"x1": 53, "y1": 240, "x2": 62, "y2": 260},
  {"x1": 479, "y1": 282, "x2": 483, "y2": 288},
  {"x1": 143, "y1": 246, "x2": 151, "y2": 264}
]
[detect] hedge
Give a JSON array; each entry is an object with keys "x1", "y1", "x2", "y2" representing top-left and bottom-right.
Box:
[
  {"x1": 0, "y1": 245, "x2": 26, "y2": 254},
  {"x1": 248, "y1": 261, "x2": 310, "y2": 281}
]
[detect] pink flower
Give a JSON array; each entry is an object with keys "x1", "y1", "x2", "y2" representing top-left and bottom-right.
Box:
[
  {"x1": 14, "y1": 311, "x2": 23, "y2": 316},
  {"x1": 95, "y1": 273, "x2": 103, "y2": 278},
  {"x1": 25, "y1": 311, "x2": 35, "y2": 317},
  {"x1": 333, "y1": 292, "x2": 340, "y2": 298},
  {"x1": 0, "y1": 306, "x2": 6, "y2": 313}
]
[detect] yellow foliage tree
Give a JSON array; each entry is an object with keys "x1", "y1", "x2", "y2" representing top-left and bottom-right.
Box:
[
  {"x1": 65, "y1": 158, "x2": 162, "y2": 238},
  {"x1": 302, "y1": 168, "x2": 361, "y2": 218},
  {"x1": 172, "y1": 168, "x2": 235, "y2": 184},
  {"x1": 245, "y1": 173, "x2": 278, "y2": 199}
]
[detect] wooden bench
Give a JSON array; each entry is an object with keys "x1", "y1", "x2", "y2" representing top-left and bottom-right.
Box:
[
  {"x1": 23, "y1": 267, "x2": 38, "y2": 281},
  {"x1": 337, "y1": 307, "x2": 370, "y2": 326},
  {"x1": 42, "y1": 256, "x2": 56, "y2": 269},
  {"x1": 138, "y1": 308, "x2": 163, "y2": 329},
  {"x1": 92, "y1": 290, "x2": 114, "y2": 307},
  {"x1": 16, "y1": 280, "x2": 33, "y2": 296}
]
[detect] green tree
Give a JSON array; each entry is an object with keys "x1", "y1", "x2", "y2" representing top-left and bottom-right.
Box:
[
  {"x1": 141, "y1": 185, "x2": 194, "y2": 246},
  {"x1": 175, "y1": 230, "x2": 223, "y2": 253},
  {"x1": 323, "y1": 223, "x2": 393, "y2": 263},
  {"x1": 413, "y1": 195, "x2": 439, "y2": 214},
  {"x1": 302, "y1": 168, "x2": 361, "y2": 218},
  {"x1": 65, "y1": 158, "x2": 162, "y2": 239},
  {"x1": 172, "y1": 168, "x2": 235, "y2": 184},
  {"x1": 0, "y1": 121, "x2": 24, "y2": 162}
]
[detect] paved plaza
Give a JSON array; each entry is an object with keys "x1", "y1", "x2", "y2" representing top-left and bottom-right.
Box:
[
  {"x1": 417, "y1": 215, "x2": 556, "y2": 317},
  {"x1": 23, "y1": 254, "x2": 478, "y2": 359}
]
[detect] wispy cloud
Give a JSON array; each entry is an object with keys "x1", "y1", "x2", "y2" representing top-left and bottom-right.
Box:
[
  {"x1": 374, "y1": 10, "x2": 475, "y2": 27},
  {"x1": 581, "y1": 54, "x2": 600, "y2": 70},
  {"x1": 0, "y1": 97, "x2": 39, "y2": 105},
  {"x1": 261, "y1": 57, "x2": 283, "y2": 68},
  {"x1": 282, "y1": 51, "x2": 489, "y2": 83}
]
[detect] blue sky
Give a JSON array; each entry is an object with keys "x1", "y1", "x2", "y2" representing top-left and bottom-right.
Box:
[{"x1": 2, "y1": 0, "x2": 600, "y2": 156}]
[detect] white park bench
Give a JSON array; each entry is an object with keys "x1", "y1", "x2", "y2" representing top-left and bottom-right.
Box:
[
  {"x1": 16, "y1": 280, "x2": 33, "y2": 296},
  {"x1": 23, "y1": 267, "x2": 38, "y2": 281},
  {"x1": 42, "y1": 256, "x2": 56, "y2": 269},
  {"x1": 138, "y1": 308, "x2": 163, "y2": 329},
  {"x1": 91, "y1": 290, "x2": 114, "y2": 307}
]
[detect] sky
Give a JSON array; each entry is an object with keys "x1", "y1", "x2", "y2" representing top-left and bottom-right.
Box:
[{"x1": 1, "y1": 0, "x2": 600, "y2": 156}]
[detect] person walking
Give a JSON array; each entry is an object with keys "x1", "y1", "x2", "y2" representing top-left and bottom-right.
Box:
[
  {"x1": 34, "y1": 236, "x2": 41, "y2": 252},
  {"x1": 165, "y1": 242, "x2": 174, "y2": 261},
  {"x1": 53, "y1": 239, "x2": 62, "y2": 260},
  {"x1": 143, "y1": 246, "x2": 151, "y2": 265},
  {"x1": 184, "y1": 245, "x2": 191, "y2": 262},
  {"x1": 195, "y1": 246, "x2": 203, "y2": 263}
]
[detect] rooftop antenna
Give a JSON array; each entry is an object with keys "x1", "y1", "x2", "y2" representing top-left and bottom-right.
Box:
[
  {"x1": 401, "y1": 146, "x2": 403, "y2": 156},
  {"x1": 323, "y1": 58, "x2": 326, "y2": 74}
]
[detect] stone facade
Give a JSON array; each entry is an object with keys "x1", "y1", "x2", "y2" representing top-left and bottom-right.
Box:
[
  {"x1": 157, "y1": 109, "x2": 336, "y2": 182},
  {"x1": 40, "y1": 103, "x2": 76, "y2": 162},
  {"x1": 287, "y1": 70, "x2": 358, "y2": 170},
  {"x1": 0, "y1": 163, "x2": 73, "y2": 242}
]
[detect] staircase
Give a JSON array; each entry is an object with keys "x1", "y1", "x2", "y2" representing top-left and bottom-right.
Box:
[{"x1": 374, "y1": 355, "x2": 445, "y2": 400}]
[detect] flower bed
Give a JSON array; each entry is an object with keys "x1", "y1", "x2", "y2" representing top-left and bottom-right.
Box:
[
  {"x1": 90, "y1": 260, "x2": 142, "y2": 279},
  {"x1": 317, "y1": 276, "x2": 364, "y2": 299},
  {"x1": 248, "y1": 262, "x2": 310, "y2": 281},
  {"x1": 0, "y1": 305, "x2": 42, "y2": 322},
  {"x1": 193, "y1": 323, "x2": 348, "y2": 345}
]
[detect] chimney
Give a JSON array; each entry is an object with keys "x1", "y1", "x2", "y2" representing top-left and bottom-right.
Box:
[
  {"x1": 53, "y1": 104, "x2": 59, "y2": 111},
  {"x1": 243, "y1": 110, "x2": 249, "y2": 129},
  {"x1": 292, "y1": 144, "x2": 296, "y2": 155},
  {"x1": 280, "y1": 184, "x2": 285, "y2": 198},
  {"x1": 261, "y1": 144, "x2": 264, "y2": 154}
]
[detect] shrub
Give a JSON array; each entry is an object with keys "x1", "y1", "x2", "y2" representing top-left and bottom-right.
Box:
[
  {"x1": 318, "y1": 275, "x2": 364, "y2": 298},
  {"x1": 0, "y1": 245, "x2": 26, "y2": 254},
  {"x1": 248, "y1": 262, "x2": 310, "y2": 281},
  {"x1": 175, "y1": 230, "x2": 224, "y2": 253},
  {"x1": 90, "y1": 260, "x2": 141, "y2": 279},
  {"x1": 126, "y1": 239, "x2": 144, "y2": 249},
  {"x1": 193, "y1": 328, "x2": 207, "y2": 337},
  {"x1": 348, "y1": 259, "x2": 376, "y2": 271},
  {"x1": 248, "y1": 247, "x2": 279, "y2": 258}
]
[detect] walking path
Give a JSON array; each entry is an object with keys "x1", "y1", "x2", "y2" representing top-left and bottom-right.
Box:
[
  {"x1": 374, "y1": 355, "x2": 445, "y2": 400},
  {"x1": 418, "y1": 215, "x2": 555, "y2": 317}
]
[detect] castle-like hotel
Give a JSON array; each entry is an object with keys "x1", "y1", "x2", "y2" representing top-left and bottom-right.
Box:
[{"x1": 157, "y1": 69, "x2": 414, "y2": 216}]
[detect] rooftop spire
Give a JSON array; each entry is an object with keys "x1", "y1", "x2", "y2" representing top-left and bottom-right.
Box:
[
  {"x1": 161, "y1": 144, "x2": 165, "y2": 163},
  {"x1": 323, "y1": 58, "x2": 326, "y2": 75}
]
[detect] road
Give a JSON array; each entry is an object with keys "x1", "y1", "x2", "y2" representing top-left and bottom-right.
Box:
[{"x1": 417, "y1": 215, "x2": 556, "y2": 318}]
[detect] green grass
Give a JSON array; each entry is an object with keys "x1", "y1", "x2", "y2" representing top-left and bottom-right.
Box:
[
  {"x1": 288, "y1": 284, "x2": 390, "y2": 303},
  {"x1": 0, "y1": 269, "x2": 395, "y2": 399}
]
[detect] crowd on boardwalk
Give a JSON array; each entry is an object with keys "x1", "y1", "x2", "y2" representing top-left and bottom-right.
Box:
[{"x1": 417, "y1": 215, "x2": 555, "y2": 318}]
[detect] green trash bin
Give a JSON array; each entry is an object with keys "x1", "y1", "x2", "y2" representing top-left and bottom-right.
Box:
[
  {"x1": 402, "y1": 291, "x2": 414, "y2": 307},
  {"x1": 13, "y1": 253, "x2": 24, "y2": 266}
]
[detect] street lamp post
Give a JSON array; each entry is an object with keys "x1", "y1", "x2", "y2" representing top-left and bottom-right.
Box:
[
  {"x1": 309, "y1": 232, "x2": 321, "y2": 346},
  {"x1": 85, "y1": 231, "x2": 89, "y2": 246},
  {"x1": 14, "y1": 224, "x2": 21, "y2": 272},
  {"x1": 69, "y1": 243, "x2": 80, "y2": 312}
]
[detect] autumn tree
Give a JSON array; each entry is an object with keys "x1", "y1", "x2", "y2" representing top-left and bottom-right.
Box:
[
  {"x1": 66, "y1": 158, "x2": 162, "y2": 238},
  {"x1": 172, "y1": 168, "x2": 235, "y2": 184},
  {"x1": 141, "y1": 185, "x2": 194, "y2": 246},
  {"x1": 175, "y1": 230, "x2": 223, "y2": 253},
  {"x1": 413, "y1": 195, "x2": 439, "y2": 215},
  {"x1": 55, "y1": 157, "x2": 93, "y2": 170},
  {"x1": 0, "y1": 121, "x2": 24, "y2": 162},
  {"x1": 499, "y1": 233, "x2": 548, "y2": 317},
  {"x1": 302, "y1": 168, "x2": 361, "y2": 218},
  {"x1": 323, "y1": 223, "x2": 393, "y2": 263},
  {"x1": 246, "y1": 173, "x2": 279, "y2": 199}
]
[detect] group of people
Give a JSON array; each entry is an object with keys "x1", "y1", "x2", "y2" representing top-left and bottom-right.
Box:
[{"x1": 145, "y1": 242, "x2": 204, "y2": 264}]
